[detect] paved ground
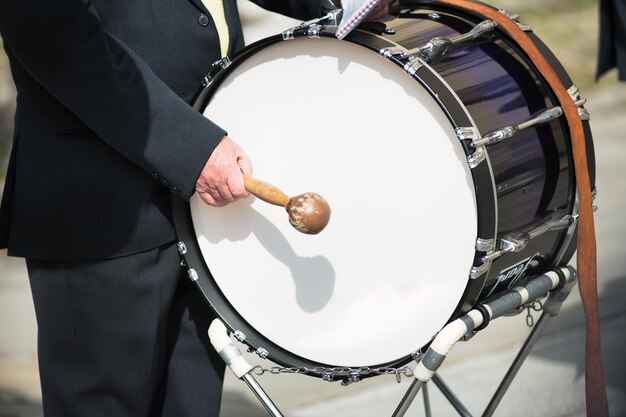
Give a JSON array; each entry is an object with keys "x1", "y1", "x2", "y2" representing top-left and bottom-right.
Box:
[{"x1": 1, "y1": 2, "x2": 625, "y2": 416}]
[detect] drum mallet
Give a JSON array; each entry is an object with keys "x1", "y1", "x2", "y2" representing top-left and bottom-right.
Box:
[{"x1": 242, "y1": 174, "x2": 331, "y2": 235}]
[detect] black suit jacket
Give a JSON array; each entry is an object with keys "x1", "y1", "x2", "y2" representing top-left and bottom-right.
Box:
[
  {"x1": 0, "y1": 0, "x2": 324, "y2": 260},
  {"x1": 597, "y1": 0, "x2": 626, "y2": 80}
]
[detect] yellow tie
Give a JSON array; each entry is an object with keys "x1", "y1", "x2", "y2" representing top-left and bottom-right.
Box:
[{"x1": 201, "y1": 0, "x2": 230, "y2": 57}]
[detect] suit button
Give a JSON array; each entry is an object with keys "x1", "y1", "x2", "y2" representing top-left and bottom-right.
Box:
[
  {"x1": 152, "y1": 172, "x2": 159, "y2": 179},
  {"x1": 198, "y1": 14, "x2": 210, "y2": 27},
  {"x1": 161, "y1": 179, "x2": 169, "y2": 187},
  {"x1": 171, "y1": 187, "x2": 180, "y2": 193}
]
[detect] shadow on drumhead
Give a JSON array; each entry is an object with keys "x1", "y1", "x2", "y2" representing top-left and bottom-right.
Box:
[{"x1": 200, "y1": 198, "x2": 336, "y2": 313}]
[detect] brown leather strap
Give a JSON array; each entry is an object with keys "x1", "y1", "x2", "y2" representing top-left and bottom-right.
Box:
[{"x1": 428, "y1": 1, "x2": 608, "y2": 415}]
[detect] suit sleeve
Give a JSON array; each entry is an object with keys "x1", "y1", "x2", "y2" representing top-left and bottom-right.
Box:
[{"x1": 0, "y1": 0, "x2": 225, "y2": 200}]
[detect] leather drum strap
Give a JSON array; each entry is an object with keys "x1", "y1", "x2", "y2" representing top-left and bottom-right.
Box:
[{"x1": 429, "y1": 1, "x2": 608, "y2": 415}]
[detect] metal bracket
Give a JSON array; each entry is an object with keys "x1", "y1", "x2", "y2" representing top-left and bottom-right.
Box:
[
  {"x1": 456, "y1": 126, "x2": 479, "y2": 141},
  {"x1": 471, "y1": 106, "x2": 563, "y2": 147},
  {"x1": 176, "y1": 241, "x2": 187, "y2": 256},
  {"x1": 403, "y1": 58, "x2": 423, "y2": 75},
  {"x1": 234, "y1": 330, "x2": 246, "y2": 342},
  {"x1": 476, "y1": 238, "x2": 496, "y2": 252},
  {"x1": 187, "y1": 268, "x2": 199, "y2": 282},
  {"x1": 467, "y1": 146, "x2": 487, "y2": 168},
  {"x1": 202, "y1": 56, "x2": 232, "y2": 86},
  {"x1": 397, "y1": 20, "x2": 496, "y2": 65},
  {"x1": 380, "y1": 45, "x2": 408, "y2": 59},
  {"x1": 470, "y1": 261, "x2": 491, "y2": 279},
  {"x1": 498, "y1": 9, "x2": 532, "y2": 31},
  {"x1": 567, "y1": 84, "x2": 591, "y2": 120},
  {"x1": 255, "y1": 347, "x2": 270, "y2": 359},
  {"x1": 481, "y1": 211, "x2": 575, "y2": 263},
  {"x1": 282, "y1": 12, "x2": 337, "y2": 41}
]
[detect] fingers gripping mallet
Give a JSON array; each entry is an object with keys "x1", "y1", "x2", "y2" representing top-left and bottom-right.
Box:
[{"x1": 242, "y1": 174, "x2": 331, "y2": 234}]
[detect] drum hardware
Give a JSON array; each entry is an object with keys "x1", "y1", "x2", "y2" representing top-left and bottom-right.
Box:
[
  {"x1": 567, "y1": 84, "x2": 591, "y2": 120},
  {"x1": 497, "y1": 9, "x2": 532, "y2": 32},
  {"x1": 469, "y1": 262, "x2": 490, "y2": 280},
  {"x1": 471, "y1": 106, "x2": 563, "y2": 147},
  {"x1": 466, "y1": 145, "x2": 486, "y2": 168},
  {"x1": 255, "y1": 347, "x2": 270, "y2": 359},
  {"x1": 427, "y1": 12, "x2": 441, "y2": 20},
  {"x1": 480, "y1": 211, "x2": 575, "y2": 264},
  {"x1": 474, "y1": 237, "x2": 495, "y2": 252},
  {"x1": 385, "y1": 19, "x2": 496, "y2": 61},
  {"x1": 382, "y1": 19, "x2": 496, "y2": 73},
  {"x1": 250, "y1": 364, "x2": 415, "y2": 384},
  {"x1": 242, "y1": 174, "x2": 331, "y2": 234},
  {"x1": 233, "y1": 330, "x2": 246, "y2": 342},
  {"x1": 381, "y1": 20, "x2": 497, "y2": 74},
  {"x1": 455, "y1": 127, "x2": 488, "y2": 168},
  {"x1": 201, "y1": 56, "x2": 232, "y2": 87},
  {"x1": 455, "y1": 127, "x2": 487, "y2": 168},
  {"x1": 524, "y1": 299, "x2": 543, "y2": 327},
  {"x1": 282, "y1": 12, "x2": 339, "y2": 41},
  {"x1": 176, "y1": 241, "x2": 187, "y2": 255}
]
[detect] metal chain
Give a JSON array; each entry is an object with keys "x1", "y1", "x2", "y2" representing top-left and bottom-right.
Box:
[
  {"x1": 525, "y1": 299, "x2": 544, "y2": 327},
  {"x1": 252, "y1": 365, "x2": 414, "y2": 383}
]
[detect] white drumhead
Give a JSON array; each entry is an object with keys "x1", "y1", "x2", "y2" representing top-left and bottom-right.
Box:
[{"x1": 191, "y1": 37, "x2": 477, "y2": 366}]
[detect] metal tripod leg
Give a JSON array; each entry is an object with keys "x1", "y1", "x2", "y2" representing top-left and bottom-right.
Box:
[
  {"x1": 482, "y1": 268, "x2": 577, "y2": 416},
  {"x1": 392, "y1": 267, "x2": 577, "y2": 417},
  {"x1": 481, "y1": 311, "x2": 551, "y2": 416},
  {"x1": 209, "y1": 319, "x2": 285, "y2": 417},
  {"x1": 242, "y1": 373, "x2": 284, "y2": 417},
  {"x1": 432, "y1": 374, "x2": 472, "y2": 417}
]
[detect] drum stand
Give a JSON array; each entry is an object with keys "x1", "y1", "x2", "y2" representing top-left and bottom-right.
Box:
[{"x1": 208, "y1": 266, "x2": 577, "y2": 417}]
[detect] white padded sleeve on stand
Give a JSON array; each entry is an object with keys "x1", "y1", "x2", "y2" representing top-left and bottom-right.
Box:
[{"x1": 208, "y1": 319, "x2": 253, "y2": 379}]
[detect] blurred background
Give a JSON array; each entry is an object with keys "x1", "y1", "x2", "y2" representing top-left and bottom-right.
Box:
[{"x1": 1, "y1": 0, "x2": 625, "y2": 416}]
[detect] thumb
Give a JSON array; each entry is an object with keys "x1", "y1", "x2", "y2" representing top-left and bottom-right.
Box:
[{"x1": 237, "y1": 153, "x2": 253, "y2": 177}]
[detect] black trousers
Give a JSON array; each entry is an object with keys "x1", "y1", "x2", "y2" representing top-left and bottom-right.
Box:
[{"x1": 26, "y1": 241, "x2": 225, "y2": 417}]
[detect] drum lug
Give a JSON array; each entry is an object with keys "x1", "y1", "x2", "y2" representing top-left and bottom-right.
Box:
[
  {"x1": 568, "y1": 84, "x2": 591, "y2": 121},
  {"x1": 233, "y1": 330, "x2": 246, "y2": 342},
  {"x1": 482, "y1": 211, "x2": 576, "y2": 264},
  {"x1": 379, "y1": 46, "x2": 407, "y2": 59},
  {"x1": 307, "y1": 25, "x2": 322, "y2": 39},
  {"x1": 456, "y1": 127, "x2": 486, "y2": 168},
  {"x1": 398, "y1": 20, "x2": 496, "y2": 64},
  {"x1": 498, "y1": 9, "x2": 533, "y2": 32},
  {"x1": 471, "y1": 106, "x2": 563, "y2": 147},
  {"x1": 456, "y1": 127, "x2": 479, "y2": 141},
  {"x1": 255, "y1": 347, "x2": 270, "y2": 359},
  {"x1": 467, "y1": 146, "x2": 487, "y2": 168},
  {"x1": 282, "y1": 11, "x2": 339, "y2": 41},
  {"x1": 403, "y1": 58, "x2": 423, "y2": 76},
  {"x1": 176, "y1": 241, "x2": 187, "y2": 255},
  {"x1": 187, "y1": 268, "x2": 199, "y2": 282},
  {"x1": 470, "y1": 261, "x2": 490, "y2": 279},
  {"x1": 475, "y1": 238, "x2": 496, "y2": 252},
  {"x1": 202, "y1": 57, "x2": 232, "y2": 87}
]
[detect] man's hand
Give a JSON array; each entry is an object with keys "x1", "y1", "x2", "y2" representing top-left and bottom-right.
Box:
[{"x1": 195, "y1": 136, "x2": 252, "y2": 207}]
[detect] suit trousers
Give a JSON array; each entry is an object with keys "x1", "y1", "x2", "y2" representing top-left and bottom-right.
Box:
[{"x1": 26, "y1": 241, "x2": 225, "y2": 417}]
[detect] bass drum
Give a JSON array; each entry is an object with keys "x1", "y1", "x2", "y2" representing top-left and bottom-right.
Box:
[{"x1": 172, "y1": 2, "x2": 595, "y2": 378}]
